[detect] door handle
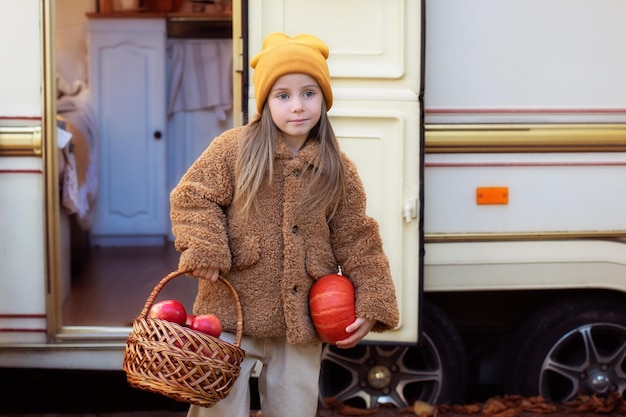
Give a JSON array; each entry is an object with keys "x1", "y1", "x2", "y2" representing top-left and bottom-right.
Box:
[{"x1": 403, "y1": 199, "x2": 417, "y2": 223}]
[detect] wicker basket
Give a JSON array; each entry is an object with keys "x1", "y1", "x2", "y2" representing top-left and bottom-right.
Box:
[{"x1": 123, "y1": 270, "x2": 245, "y2": 408}]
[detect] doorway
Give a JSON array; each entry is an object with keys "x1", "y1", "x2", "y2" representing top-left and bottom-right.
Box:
[{"x1": 54, "y1": 0, "x2": 236, "y2": 330}]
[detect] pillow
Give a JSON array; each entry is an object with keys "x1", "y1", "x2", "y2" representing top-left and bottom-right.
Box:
[{"x1": 56, "y1": 23, "x2": 88, "y2": 84}]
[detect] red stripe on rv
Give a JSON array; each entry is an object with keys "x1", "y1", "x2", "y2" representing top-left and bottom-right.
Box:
[
  {"x1": 0, "y1": 328, "x2": 46, "y2": 333},
  {"x1": 0, "y1": 170, "x2": 43, "y2": 174}
]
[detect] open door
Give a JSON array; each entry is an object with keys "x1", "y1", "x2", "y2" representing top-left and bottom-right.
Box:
[{"x1": 247, "y1": 0, "x2": 423, "y2": 344}]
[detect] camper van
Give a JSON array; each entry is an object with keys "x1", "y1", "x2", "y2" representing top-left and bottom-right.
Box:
[{"x1": 2, "y1": 0, "x2": 626, "y2": 410}]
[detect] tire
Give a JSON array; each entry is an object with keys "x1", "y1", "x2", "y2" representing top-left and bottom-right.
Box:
[
  {"x1": 318, "y1": 301, "x2": 468, "y2": 408},
  {"x1": 505, "y1": 295, "x2": 626, "y2": 402}
]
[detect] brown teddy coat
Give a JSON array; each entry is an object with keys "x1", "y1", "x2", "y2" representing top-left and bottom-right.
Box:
[{"x1": 170, "y1": 126, "x2": 399, "y2": 344}]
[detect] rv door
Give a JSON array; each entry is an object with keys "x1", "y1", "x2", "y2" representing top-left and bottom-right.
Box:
[{"x1": 245, "y1": 0, "x2": 424, "y2": 343}]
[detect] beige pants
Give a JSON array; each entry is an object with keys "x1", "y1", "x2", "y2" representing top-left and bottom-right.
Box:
[{"x1": 187, "y1": 333, "x2": 322, "y2": 417}]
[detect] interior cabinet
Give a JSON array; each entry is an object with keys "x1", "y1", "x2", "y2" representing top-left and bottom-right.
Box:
[{"x1": 88, "y1": 18, "x2": 168, "y2": 246}]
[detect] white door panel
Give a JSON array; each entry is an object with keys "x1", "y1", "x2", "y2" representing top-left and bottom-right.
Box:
[
  {"x1": 249, "y1": 0, "x2": 423, "y2": 343},
  {"x1": 249, "y1": 0, "x2": 420, "y2": 88},
  {"x1": 89, "y1": 19, "x2": 168, "y2": 243},
  {"x1": 332, "y1": 102, "x2": 420, "y2": 342}
]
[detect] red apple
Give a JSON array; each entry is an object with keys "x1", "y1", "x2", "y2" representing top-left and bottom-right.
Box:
[
  {"x1": 185, "y1": 314, "x2": 196, "y2": 327},
  {"x1": 191, "y1": 314, "x2": 222, "y2": 338},
  {"x1": 148, "y1": 300, "x2": 187, "y2": 326}
]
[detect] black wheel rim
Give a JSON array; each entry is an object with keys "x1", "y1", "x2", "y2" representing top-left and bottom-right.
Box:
[
  {"x1": 319, "y1": 335, "x2": 443, "y2": 409},
  {"x1": 539, "y1": 323, "x2": 626, "y2": 402}
]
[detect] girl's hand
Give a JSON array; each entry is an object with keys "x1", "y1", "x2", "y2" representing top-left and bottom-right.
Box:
[
  {"x1": 334, "y1": 317, "x2": 376, "y2": 349},
  {"x1": 191, "y1": 266, "x2": 220, "y2": 282}
]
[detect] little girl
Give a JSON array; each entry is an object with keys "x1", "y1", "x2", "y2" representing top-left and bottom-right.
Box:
[{"x1": 170, "y1": 32, "x2": 399, "y2": 417}]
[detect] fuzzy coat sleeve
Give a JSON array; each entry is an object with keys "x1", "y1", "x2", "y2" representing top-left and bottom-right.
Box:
[
  {"x1": 329, "y1": 156, "x2": 400, "y2": 333},
  {"x1": 169, "y1": 128, "x2": 241, "y2": 274}
]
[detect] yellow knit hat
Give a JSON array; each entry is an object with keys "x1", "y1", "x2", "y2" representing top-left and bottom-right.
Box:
[{"x1": 250, "y1": 33, "x2": 333, "y2": 114}]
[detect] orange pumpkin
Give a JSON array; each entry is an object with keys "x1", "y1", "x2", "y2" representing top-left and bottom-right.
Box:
[{"x1": 309, "y1": 274, "x2": 356, "y2": 344}]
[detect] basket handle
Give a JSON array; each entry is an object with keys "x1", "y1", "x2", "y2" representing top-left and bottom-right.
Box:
[{"x1": 138, "y1": 270, "x2": 244, "y2": 348}]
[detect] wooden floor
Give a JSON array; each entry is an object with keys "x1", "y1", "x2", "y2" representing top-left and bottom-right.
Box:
[{"x1": 62, "y1": 245, "x2": 198, "y2": 327}]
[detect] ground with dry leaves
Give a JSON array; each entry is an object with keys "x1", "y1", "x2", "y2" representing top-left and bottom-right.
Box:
[{"x1": 311, "y1": 393, "x2": 626, "y2": 417}]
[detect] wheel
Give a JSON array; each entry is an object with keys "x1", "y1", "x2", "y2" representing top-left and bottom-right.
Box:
[
  {"x1": 318, "y1": 301, "x2": 468, "y2": 408},
  {"x1": 505, "y1": 296, "x2": 626, "y2": 402}
]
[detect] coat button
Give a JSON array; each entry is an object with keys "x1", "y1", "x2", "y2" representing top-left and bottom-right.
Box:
[
  {"x1": 291, "y1": 286, "x2": 298, "y2": 295},
  {"x1": 291, "y1": 225, "x2": 298, "y2": 233}
]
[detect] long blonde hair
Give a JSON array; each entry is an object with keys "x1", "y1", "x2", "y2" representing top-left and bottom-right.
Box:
[{"x1": 233, "y1": 100, "x2": 345, "y2": 219}]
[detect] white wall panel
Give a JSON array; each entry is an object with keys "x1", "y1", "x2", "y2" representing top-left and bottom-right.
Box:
[
  {"x1": 426, "y1": 152, "x2": 626, "y2": 234},
  {"x1": 0, "y1": 0, "x2": 41, "y2": 117}
]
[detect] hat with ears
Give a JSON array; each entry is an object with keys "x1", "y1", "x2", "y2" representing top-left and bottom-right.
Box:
[{"x1": 250, "y1": 32, "x2": 333, "y2": 114}]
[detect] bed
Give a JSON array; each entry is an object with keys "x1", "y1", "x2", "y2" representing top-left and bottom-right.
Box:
[
  {"x1": 56, "y1": 79, "x2": 98, "y2": 302},
  {"x1": 57, "y1": 79, "x2": 98, "y2": 231},
  {"x1": 55, "y1": 1, "x2": 99, "y2": 302}
]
